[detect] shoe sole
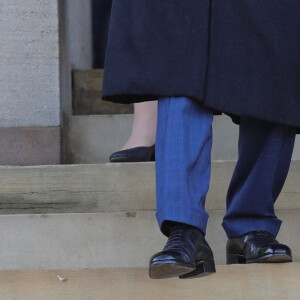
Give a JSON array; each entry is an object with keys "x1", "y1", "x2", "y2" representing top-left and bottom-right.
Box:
[
  {"x1": 227, "y1": 253, "x2": 293, "y2": 264},
  {"x1": 249, "y1": 254, "x2": 293, "y2": 264},
  {"x1": 149, "y1": 261, "x2": 194, "y2": 279},
  {"x1": 179, "y1": 260, "x2": 216, "y2": 279},
  {"x1": 149, "y1": 260, "x2": 216, "y2": 279},
  {"x1": 110, "y1": 157, "x2": 154, "y2": 163}
]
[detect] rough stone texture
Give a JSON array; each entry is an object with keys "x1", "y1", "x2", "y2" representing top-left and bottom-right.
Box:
[
  {"x1": 0, "y1": 127, "x2": 60, "y2": 166},
  {"x1": 0, "y1": 265, "x2": 298, "y2": 299},
  {"x1": 0, "y1": 161, "x2": 298, "y2": 214},
  {"x1": 0, "y1": 210, "x2": 298, "y2": 270},
  {"x1": 73, "y1": 70, "x2": 134, "y2": 115},
  {"x1": 0, "y1": 1, "x2": 92, "y2": 164},
  {"x1": 0, "y1": 0, "x2": 60, "y2": 127}
]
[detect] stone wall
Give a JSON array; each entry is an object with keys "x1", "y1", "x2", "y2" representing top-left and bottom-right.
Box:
[
  {"x1": 59, "y1": 0, "x2": 92, "y2": 117},
  {"x1": 0, "y1": 0, "x2": 92, "y2": 165},
  {"x1": 0, "y1": 0, "x2": 60, "y2": 127}
]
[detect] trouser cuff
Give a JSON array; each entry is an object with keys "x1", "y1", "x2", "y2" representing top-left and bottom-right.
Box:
[
  {"x1": 156, "y1": 205, "x2": 209, "y2": 237},
  {"x1": 222, "y1": 217, "x2": 282, "y2": 238}
]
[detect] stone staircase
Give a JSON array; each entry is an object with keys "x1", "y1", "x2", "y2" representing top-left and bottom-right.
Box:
[
  {"x1": 0, "y1": 69, "x2": 299, "y2": 298},
  {"x1": 0, "y1": 161, "x2": 299, "y2": 271}
]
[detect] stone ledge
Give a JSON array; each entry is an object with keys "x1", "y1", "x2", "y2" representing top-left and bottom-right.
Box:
[
  {"x1": 0, "y1": 126, "x2": 60, "y2": 166},
  {"x1": 0, "y1": 210, "x2": 298, "y2": 270}
]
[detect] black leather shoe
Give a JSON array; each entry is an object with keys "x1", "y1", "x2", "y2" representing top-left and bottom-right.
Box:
[
  {"x1": 109, "y1": 145, "x2": 155, "y2": 162},
  {"x1": 226, "y1": 230, "x2": 293, "y2": 264},
  {"x1": 149, "y1": 224, "x2": 216, "y2": 279}
]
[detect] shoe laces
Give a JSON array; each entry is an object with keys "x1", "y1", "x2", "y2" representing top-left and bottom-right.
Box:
[
  {"x1": 163, "y1": 228, "x2": 195, "y2": 261},
  {"x1": 248, "y1": 231, "x2": 278, "y2": 246}
]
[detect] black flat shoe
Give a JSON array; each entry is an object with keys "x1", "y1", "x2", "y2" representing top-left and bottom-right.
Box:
[
  {"x1": 226, "y1": 230, "x2": 293, "y2": 264},
  {"x1": 109, "y1": 145, "x2": 155, "y2": 162},
  {"x1": 149, "y1": 224, "x2": 216, "y2": 279}
]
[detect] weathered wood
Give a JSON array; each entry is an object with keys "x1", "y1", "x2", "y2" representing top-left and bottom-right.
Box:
[
  {"x1": 0, "y1": 161, "x2": 299, "y2": 214},
  {"x1": 0, "y1": 265, "x2": 299, "y2": 299},
  {"x1": 72, "y1": 69, "x2": 134, "y2": 115}
]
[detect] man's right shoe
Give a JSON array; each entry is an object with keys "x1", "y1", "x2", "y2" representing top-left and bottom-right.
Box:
[{"x1": 149, "y1": 224, "x2": 216, "y2": 279}]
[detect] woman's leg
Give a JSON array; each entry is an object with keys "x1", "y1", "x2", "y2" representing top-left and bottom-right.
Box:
[{"x1": 120, "y1": 101, "x2": 158, "y2": 150}]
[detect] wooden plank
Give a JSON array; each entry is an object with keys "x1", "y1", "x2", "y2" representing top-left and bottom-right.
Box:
[{"x1": 0, "y1": 161, "x2": 299, "y2": 214}]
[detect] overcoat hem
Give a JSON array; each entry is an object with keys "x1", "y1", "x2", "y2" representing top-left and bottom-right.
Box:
[{"x1": 102, "y1": 0, "x2": 300, "y2": 134}]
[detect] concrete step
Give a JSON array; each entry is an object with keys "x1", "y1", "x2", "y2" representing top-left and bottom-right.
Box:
[
  {"x1": 65, "y1": 114, "x2": 300, "y2": 164},
  {"x1": 0, "y1": 210, "x2": 299, "y2": 270},
  {"x1": 0, "y1": 265, "x2": 299, "y2": 299},
  {"x1": 0, "y1": 161, "x2": 299, "y2": 214},
  {"x1": 72, "y1": 69, "x2": 134, "y2": 115},
  {"x1": 66, "y1": 114, "x2": 239, "y2": 164},
  {"x1": 0, "y1": 162, "x2": 298, "y2": 270}
]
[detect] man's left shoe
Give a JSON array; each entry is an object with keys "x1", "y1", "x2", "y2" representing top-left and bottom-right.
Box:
[{"x1": 226, "y1": 230, "x2": 293, "y2": 264}]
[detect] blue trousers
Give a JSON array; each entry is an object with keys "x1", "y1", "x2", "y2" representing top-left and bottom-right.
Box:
[{"x1": 155, "y1": 97, "x2": 296, "y2": 238}]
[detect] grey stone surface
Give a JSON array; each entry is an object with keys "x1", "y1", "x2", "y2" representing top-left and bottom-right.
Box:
[
  {"x1": 73, "y1": 70, "x2": 134, "y2": 115},
  {"x1": 0, "y1": 0, "x2": 92, "y2": 165},
  {"x1": 64, "y1": 1, "x2": 92, "y2": 70},
  {"x1": 65, "y1": 115, "x2": 239, "y2": 163},
  {"x1": 0, "y1": 0, "x2": 60, "y2": 127},
  {"x1": 66, "y1": 115, "x2": 135, "y2": 164},
  {"x1": 59, "y1": 1, "x2": 93, "y2": 118},
  {"x1": 0, "y1": 161, "x2": 298, "y2": 214},
  {"x1": 294, "y1": 137, "x2": 300, "y2": 160},
  {"x1": 0, "y1": 127, "x2": 60, "y2": 166},
  {"x1": 59, "y1": 1, "x2": 93, "y2": 163},
  {"x1": 66, "y1": 114, "x2": 299, "y2": 163},
  {"x1": 0, "y1": 209, "x2": 298, "y2": 270},
  {"x1": 65, "y1": 115, "x2": 236, "y2": 163}
]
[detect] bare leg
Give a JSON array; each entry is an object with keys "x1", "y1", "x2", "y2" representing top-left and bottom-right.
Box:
[{"x1": 121, "y1": 100, "x2": 158, "y2": 150}]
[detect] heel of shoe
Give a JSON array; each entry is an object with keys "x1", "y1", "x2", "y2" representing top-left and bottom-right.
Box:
[
  {"x1": 227, "y1": 253, "x2": 246, "y2": 265},
  {"x1": 150, "y1": 146, "x2": 155, "y2": 161},
  {"x1": 179, "y1": 260, "x2": 216, "y2": 279},
  {"x1": 150, "y1": 152, "x2": 155, "y2": 161}
]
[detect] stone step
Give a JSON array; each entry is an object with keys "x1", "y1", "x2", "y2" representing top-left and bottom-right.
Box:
[
  {"x1": 0, "y1": 161, "x2": 299, "y2": 214},
  {"x1": 72, "y1": 69, "x2": 134, "y2": 115},
  {"x1": 0, "y1": 210, "x2": 299, "y2": 271},
  {"x1": 66, "y1": 114, "x2": 237, "y2": 164},
  {"x1": 0, "y1": 162, "x2": 298, "y2": 270},
  {"x1": 1, "y1": 265, "x2": 299, "y2": 299},
  {"x1": 65, "y1": 114, "x2": 300, "y2": 164}
]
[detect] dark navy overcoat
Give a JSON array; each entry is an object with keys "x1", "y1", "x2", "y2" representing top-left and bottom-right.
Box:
[{"x1": 102, "y1": 0, "x2": 300, "y2": 132}]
